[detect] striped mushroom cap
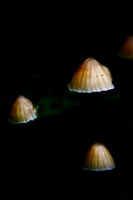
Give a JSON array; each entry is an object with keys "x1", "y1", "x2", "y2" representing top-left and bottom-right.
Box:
[
  {"x1": 68, "y1": 57, "x2": 114, "y2": 93},
  {"x1": 9, "y1": 95, "x2": 37, "y2": 124},
  {"x1": 82, "y1": 142, "x2": 115, "y2": 171}
]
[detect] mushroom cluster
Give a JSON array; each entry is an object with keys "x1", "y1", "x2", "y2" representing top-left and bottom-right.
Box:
[{"x1": 67, "y1": 56, "x2": 115, "y2": 171}]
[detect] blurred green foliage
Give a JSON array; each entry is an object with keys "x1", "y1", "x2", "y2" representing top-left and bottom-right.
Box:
[{"x1": 37, "y1": 93, "x2": 79, "y2": 117}]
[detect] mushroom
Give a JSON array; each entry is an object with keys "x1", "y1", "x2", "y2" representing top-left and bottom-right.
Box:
[
  {"x1": 68, "y1": 57, "x2": 114, "y2": 93},
  {"x1": 9, "y1": 95, "x2": 37, "y2": 124},
  {"x1": 82, "y1": 142, "x2": 115, "y2": 171},
  {"x1": 118, "y1": 35, "x2": 133, "y2": 59}
]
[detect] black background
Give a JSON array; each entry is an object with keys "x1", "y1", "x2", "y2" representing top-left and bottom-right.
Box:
[
  {"x1": 1, "y1": 2, "x2": 133, "y2": 81},
  {"x1": 1, "y1": 2, "x2": 133, "y2": 199}
]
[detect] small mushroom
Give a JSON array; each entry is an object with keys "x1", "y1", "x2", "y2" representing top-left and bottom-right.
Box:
[
  {"x1": 9, "y1": 95, "x2": 37, "y2": 124},
  {"x1": 82, "y1": 142, "x2": 115, "y2": 171},
  {"x1": 118, "y1": 35, "x2": 133, "y2": 59},
  {"x1": 68, "y1": 57, "x2": 114, "y2": 93}
]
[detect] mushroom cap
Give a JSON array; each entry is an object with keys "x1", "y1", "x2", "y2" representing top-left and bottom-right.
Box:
[
  {"x1": 68, "y1": 57, "x2": 114, "y2": 93},
  {"x1": 82, "y1": 142, "x2": 115, "y2": 171},
  {"x1": 118, "y1": 35, "x2": 133, "y2": 59},
  {"x1": 9, "y1": 95, "x2": 37, "y2": 124}
]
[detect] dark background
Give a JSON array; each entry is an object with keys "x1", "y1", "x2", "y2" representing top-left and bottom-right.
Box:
[
  {"x1": 1, "y1": 2, "x2": 132, "y2": 199},
  {"x1": 1, "y1": 2, "x2": 133, "y2": 82}
]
